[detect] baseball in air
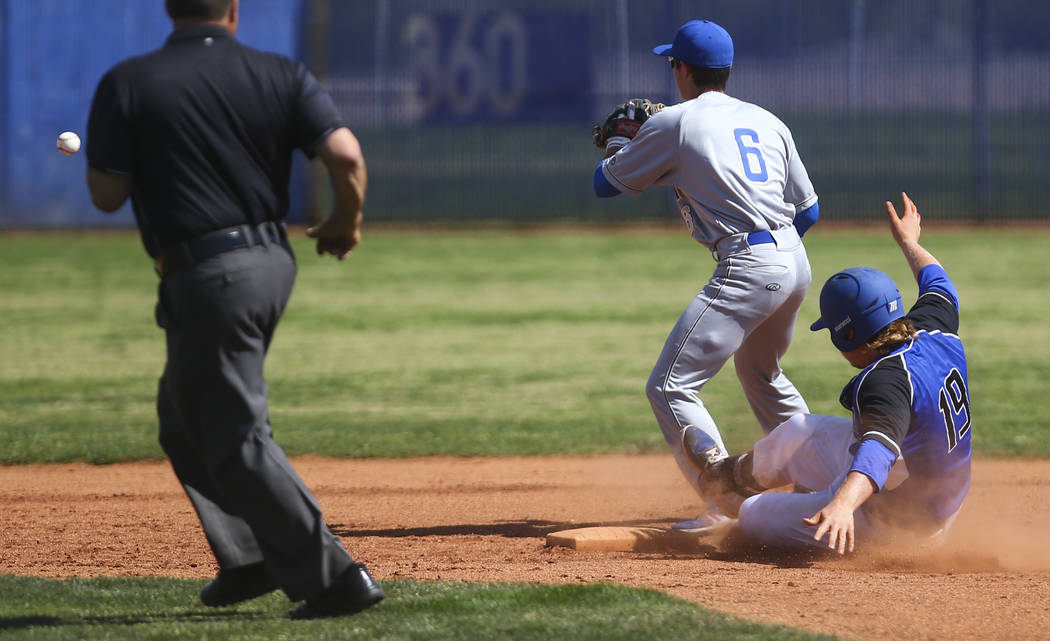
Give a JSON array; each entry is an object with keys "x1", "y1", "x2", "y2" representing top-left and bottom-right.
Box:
[{"x1": 57, "y1": 131, "x2": 81, "y2": 155}]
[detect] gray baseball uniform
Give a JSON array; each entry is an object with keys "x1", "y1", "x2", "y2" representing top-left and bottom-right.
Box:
[{"x1": 599, "y1": 91, "x2": 817, "y2": 509}]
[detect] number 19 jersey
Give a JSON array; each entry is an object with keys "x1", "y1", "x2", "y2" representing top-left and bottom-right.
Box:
[{"x1": 843, "y1": 265, "x2": 972, "y2": 531}]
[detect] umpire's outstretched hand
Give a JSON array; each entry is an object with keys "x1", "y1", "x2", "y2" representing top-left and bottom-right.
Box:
[
  {"x1": 310, "y1": 127, "x2": 367, "y2": 260},
  {"x1": 307, "y1": 209, "x2": 362, "y2": 260}
]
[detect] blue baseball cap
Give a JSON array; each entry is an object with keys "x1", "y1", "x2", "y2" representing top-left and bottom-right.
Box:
[
  {"x1": 652, "y1": 20, "x2": 734, "y2": 69},
  {"x1": 810, "y1": 267, "x2": 904, "y2": 352}
]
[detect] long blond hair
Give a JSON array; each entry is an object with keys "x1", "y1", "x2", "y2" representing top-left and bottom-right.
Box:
[{"x1": 867, "y1": 318, "x2": 917, "y2": 355}]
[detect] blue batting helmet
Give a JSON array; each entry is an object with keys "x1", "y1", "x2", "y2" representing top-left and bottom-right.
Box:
[{"x1": 810, "y1": 267, "x2": 904, "y2": 352}]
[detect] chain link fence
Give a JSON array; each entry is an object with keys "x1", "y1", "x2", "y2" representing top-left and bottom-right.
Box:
[
  {"x1": 2, "y1": 0, "x2": 1047, "y2": 227},
  {"x1": 316, "y1": 0, "x2": 1049, "y2": 223}
]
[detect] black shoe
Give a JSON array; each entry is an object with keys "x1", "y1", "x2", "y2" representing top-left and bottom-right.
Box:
[
  {"x1": 288, "y1": 564, "x2": 385, "y2": 620},
  {"x1": 697, "y1": 457, "x2": 745, "y2": 517},
  {"x1": 697, "y1": 452, "x2": 766, "y2": 518},
  {"x1": 200, "y1": 561, "x2": 279, "y2": 607}
]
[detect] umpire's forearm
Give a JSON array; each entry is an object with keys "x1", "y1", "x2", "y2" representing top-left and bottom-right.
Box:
[
  {"x1": 327, "y1": 159, "x2": 366, "y2": 226},
  {"x1": 319, "y1": 127, "x2": 367, "y2": 227}
]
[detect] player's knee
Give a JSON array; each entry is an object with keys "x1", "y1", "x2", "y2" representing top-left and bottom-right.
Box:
[
  {"x1": 646, "y1": 371, "x2": 687, "y2": 409},
  {"x1": 736, "y1": 495, "x2": 765, "y2": 538},
  {"x1": 738, "y1": 495, "x2": 761, "y2": 522},
  {"x1": 644, "y1": 369, "x2": 666, "y2": 404},
  {"x1": 771, "y1": 413, "x2": 811, "y2": 437},
  {"x1": 737, "y1": 494, "x2": 790, "y2": 546}
]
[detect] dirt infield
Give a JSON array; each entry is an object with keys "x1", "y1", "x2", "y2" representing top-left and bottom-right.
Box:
[{"x1": 2, "y1": 456, "x2": 1048, "y2": 641}]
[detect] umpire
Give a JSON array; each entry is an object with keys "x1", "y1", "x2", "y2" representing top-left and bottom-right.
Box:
[{"x1": 85, "y1": 0, "x2": 382, "y2": 620}]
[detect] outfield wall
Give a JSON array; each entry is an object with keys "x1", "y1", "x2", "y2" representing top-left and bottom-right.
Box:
[
  {"x1": 1, "y1": 0, "x2": 1048, "y2": 228},
  {"x1": 0, "y1": 0, "x2": 306, "y2": 229}
]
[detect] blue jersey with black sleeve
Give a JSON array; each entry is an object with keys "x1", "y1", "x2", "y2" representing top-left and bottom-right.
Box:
[{"x1": 841, "y1": 264, "x2": 971, "y2": 533}]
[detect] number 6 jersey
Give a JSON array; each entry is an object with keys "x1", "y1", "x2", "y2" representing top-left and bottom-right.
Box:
[
  {"x1": 599, "y1": 91, "x2": 817, "y2": 247},
  {"x1": 842, "y1": 264, "x2": 972, "y2": 533}
]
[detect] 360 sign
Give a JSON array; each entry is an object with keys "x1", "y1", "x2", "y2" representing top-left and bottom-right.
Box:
[{"x1": 403, "y1": 10, "x2": 589, "y2": 124}]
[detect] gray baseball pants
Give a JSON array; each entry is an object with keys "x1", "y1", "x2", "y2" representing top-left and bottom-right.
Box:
[
  {"x1": 155, "y1": 240, "x2": 352, "y2": 601},
  {"x1": 646, "y1": 226, "x2": 811, "y2": 498}
]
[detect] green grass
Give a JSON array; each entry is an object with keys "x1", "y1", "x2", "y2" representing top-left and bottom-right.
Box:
[
  {"x1": 0, "y1": 226, "x2": 1047, "y2": 463},
  {"x1": 0, "y1": 576, "x2": 840, "y2": 641},
  {"x1": 1, "y1": 226, "x2": 1038, "y2": 641}
]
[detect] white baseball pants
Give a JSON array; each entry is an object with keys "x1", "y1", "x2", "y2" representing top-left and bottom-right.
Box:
[{"x1": 738, "y1": 413, "x2": 917, "y2": 550}]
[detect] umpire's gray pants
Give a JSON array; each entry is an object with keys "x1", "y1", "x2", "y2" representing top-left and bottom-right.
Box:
[{"x1": 155, "y1": 241, "x2": 352, "y2": 601}]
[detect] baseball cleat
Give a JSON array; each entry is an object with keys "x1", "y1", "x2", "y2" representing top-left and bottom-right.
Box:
[
  {"x1": 697, "y1": 457, "x2": 746, "y2": 517},
  {"x1": 670, "y1": 512, "x2": 737, "y2": 536},
  {"x1": 700, "y1": 452, "x2": 768, "y2": 518},
  {"x1": 680, "y1": 424, "x2": 727, "y2": 473}
]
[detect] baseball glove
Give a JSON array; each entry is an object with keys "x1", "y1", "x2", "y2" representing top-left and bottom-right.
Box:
[{"x1": 592, "y1": 98, "x2": 666, "y2": 152}]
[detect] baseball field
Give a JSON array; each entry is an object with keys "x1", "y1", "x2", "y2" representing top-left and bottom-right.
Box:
[{"x1": 2, "y1": 225, "x2": 1049, "y2": 640}]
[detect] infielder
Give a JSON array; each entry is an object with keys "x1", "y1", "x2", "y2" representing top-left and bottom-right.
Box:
[
  {"x1": 592, "y1": 20, "x2": 820, "y2": 532},
  {"x1": 683, "y1": 193, "x2": 971, "y2": 553}
]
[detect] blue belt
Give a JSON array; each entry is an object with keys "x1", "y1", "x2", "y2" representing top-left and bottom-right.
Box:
[{"x1": 747, "y1": 230, "x2": 774, "y2": 246}]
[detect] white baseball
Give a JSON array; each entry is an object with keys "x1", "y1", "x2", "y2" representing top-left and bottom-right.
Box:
[{"x1": 57, "y1": 131, "x2": 81, "y2": 156}]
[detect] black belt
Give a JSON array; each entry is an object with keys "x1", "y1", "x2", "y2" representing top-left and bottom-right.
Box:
[{"x1": 155, "y1": 221, "x2": 286, "y2": 278}]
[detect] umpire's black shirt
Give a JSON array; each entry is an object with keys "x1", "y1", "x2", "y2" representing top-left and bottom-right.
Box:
[{"x1": 87, "y1": 25, "x2": 345, "y2": 257}]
